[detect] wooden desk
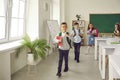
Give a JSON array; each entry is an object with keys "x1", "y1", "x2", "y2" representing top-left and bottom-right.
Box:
[
  {"x1": 109, "y1": 55, "x2": 120, "y2": 80},
  {"x1": 94, "y1": 37, "x2": 108, "y2": 60},
  {"x1": 99, "y1": 43, "x2": 120, "y2": 80}
]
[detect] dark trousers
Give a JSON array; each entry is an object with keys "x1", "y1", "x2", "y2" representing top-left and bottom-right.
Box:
[
  {"x1": 57, "y1": 49, "x2": 69, "y2": 73},
  {"x1": 74, "y1": 42, "x2": 81, "y2": 61}
]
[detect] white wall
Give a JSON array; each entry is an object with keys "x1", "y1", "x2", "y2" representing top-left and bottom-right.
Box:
[
  {"x1": 0, "y1": 52, "x2": 11, "y2": 80},
  {"x1": 38, "y1": 0, "x2": 55, "y2": 55},
  {"x1": 52, "y1": 0, "x2": 60, "y2": 24},
  {"x1": 0, "y1": 48, "x2": 27, "y2": 80},
  {"x1": 26, "y1": 0, "x2": 39, "y2": 40},
  {"x1": 61, "y1": 0, "x2": 120, "y2": 45},
  {"x1": 39, "y1": 0, "x2": 51, "y2": 40},
  {"x1": 26, "y1": 0, "x2": 52, "y2": 50},
  {"x1": 10, "y1": 50, "x2": 27, "y2": 74},
  {"x1": 60, "y1": 0, "x2": 65, "y2": 23}
]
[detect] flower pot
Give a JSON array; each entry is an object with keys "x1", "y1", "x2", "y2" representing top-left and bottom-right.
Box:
[{"x1": 27, "y1": 53, "x2": 41, "y2": 65}]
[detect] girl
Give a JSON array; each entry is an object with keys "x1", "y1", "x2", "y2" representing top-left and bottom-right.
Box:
[
  {"x1": 87, "y1": 23, "x2": 97, "y2": 53},
  {"x1": 114, "y1": 23, "x2": 120, "y2": 38}
]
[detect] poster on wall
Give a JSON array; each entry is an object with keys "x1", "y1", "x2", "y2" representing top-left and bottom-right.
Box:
[{"x1": 47, "y1": 20, "x2": 60, "y2": 41}]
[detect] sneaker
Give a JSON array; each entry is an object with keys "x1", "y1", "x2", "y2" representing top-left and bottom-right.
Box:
[
  {"x1": 77, "y1": 60, "x2": 80, "y2": 63},
  {"x1": 56, "y1": 73, "x2": 61, "y2": 77},
  {"x1": 64, "y1": 68, "x2": 69, "y2": 72},
  {"x1": 74, "y1": 58, "x2": 77, "y2": 60}
]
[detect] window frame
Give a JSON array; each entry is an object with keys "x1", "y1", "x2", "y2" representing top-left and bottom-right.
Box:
[
  {"x1": 0, "y1": 0, "x2": 9, "y2": 43},
  {"x1": 0, "y1": 0, "x2": 26, "y2": 44}
]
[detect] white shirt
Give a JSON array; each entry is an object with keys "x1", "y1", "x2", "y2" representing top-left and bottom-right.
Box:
[
  {"x1": 54, "y1": 32, "x2": 70, "y2": 50},
  {"x1": 72, "y1": 29, "x2": 82, "y2": 43}
]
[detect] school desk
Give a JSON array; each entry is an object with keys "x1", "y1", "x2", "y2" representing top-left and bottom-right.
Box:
[
  {"x1": 99, "y1": 43, "x2": 120, "y2": 80},
  {"x1": 109, "y1": 55, "x2": 120, "y2": 80},
  {"x1": 95, "y1": 37, "x2": 120, "y2": 60},
  {"x1": 94, "y1": 37, "x2": 108, "y2": 60}
]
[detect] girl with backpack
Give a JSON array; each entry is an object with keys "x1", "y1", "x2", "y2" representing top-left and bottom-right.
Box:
[{"x1": 87, "y1": 23, "x2": 98, "y2": 53}]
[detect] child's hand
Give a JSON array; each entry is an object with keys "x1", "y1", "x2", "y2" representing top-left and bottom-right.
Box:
[
  {"x1": 92, "y1": 30, "x2": 96, "y2": 35},
  {"x1": 79, "y1": 34, "x2": 83, "y2": 37}
]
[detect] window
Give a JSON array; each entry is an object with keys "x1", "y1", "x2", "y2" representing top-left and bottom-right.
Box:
[
  {"x1": 0, "y1": 0, "x2": 26, "y2": 43},
  {"x1": 0, "y1": 0, "x2": 6, "y2": 40},
  {"x1": 10, "y1": 0, "x2": 25, "y2": 38}
]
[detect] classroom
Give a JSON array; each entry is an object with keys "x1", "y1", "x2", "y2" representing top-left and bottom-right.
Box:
[{"x1": 0, "y1": 0, "x2": 120, "y2": 80}]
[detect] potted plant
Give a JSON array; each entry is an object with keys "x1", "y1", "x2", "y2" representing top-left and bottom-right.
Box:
[
  {"x1": 16, "y1": 34, "x2": 50, "y2": 65},
  {"x1": 76, "y1": 14, "x2": 81, "y2": 20}
]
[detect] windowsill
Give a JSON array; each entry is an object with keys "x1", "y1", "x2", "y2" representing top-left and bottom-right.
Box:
[{"x1": 0, "y1": 40, "x2": 22, "y2": 54}]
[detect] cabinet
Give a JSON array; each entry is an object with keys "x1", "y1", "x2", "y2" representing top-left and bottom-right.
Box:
[{"x1": 72, "y1": 20, "x2": 85, "y2": 45}]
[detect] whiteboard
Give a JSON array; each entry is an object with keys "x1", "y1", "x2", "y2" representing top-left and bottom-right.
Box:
[{"x1": 47, "y1": 20, "x2": 60, "y2": 40}]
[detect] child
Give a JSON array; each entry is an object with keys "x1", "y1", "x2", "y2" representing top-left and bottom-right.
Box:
[
  {"x1": 54, "y1": 22, "x2": 71, "y2": 77},
  {"x1": 114, "y1": 23, "x2": 120, "y2": 38},
  {"x1": 87, "y1": 23, "x2": 98, "y2": 53},
  {"x1": 71, "y1": 22, "x2": 83, "y2": 63}
]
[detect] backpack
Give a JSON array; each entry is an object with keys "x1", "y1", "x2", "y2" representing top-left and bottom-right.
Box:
[
  {"x1": 93, "y1": 28, "x2": 98, "y2": 37},
  {"x1": 59, "y1": 32, "x2": 72, "y2": 48},
  {"x1": 72, "y1": 27, "x2": 82, "y2": 38}
]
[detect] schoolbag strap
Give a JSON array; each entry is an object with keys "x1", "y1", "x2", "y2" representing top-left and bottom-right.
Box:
[
  {"x1": 59, "y1": 32, "x2": 72, "y2": 48},
  {"x1": 66, "y1": 37, "x2": 72, "y2": 48},
  {"x1": 73, "y1": 28, "x2": 76, "y2": 37},
  {"x1": 59, "y1": 32, "x2": 62, "y2": 36},
  {"x1": 73, "y1": 28, "x2": 81, "y2": 37},
  {"x1": 59, "y1": 32, "x2": 70, "y2": 36},
  {"x1": 78, "y1": 29, "x2": 80, "y2": 34},
  {"x1": 66, "y1": 32, "x2": 72, "y2": 48}
]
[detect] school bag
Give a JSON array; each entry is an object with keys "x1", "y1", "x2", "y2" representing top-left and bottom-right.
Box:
[
  {"x1": 93, "y1": 28, "x2": 98, "y2": 37},
  {"x1": 72, "y1": 27, "x2": 82, "y2": 38},
  {"x1": 59, "y1": 32, "x2": 72, "y2": 48}
]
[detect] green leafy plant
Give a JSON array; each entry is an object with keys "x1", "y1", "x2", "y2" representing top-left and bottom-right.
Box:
[
  {"x1": 76, "y1": 14, "x2": 81, "y2": 20},
  {"x1": 16, "y1": 34, "x2": 50, "y2": 60}
]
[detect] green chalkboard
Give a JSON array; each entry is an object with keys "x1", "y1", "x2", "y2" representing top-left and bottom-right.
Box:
[{"x1": 90, "y1": 14, "x2": 120, "y2": 33}]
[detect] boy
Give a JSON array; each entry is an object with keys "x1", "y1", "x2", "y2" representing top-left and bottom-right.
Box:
[
  {"x1": 54, "y1": 22, "x2": 71, "y2": 77},
  {"x1": 71, "y1": 22, "x2": 83, "y2": 63}
]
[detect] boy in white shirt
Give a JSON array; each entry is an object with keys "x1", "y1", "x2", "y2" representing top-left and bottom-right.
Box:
[{"x1": 71, "y1": 22, "x2": 83, "y2": 63}]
